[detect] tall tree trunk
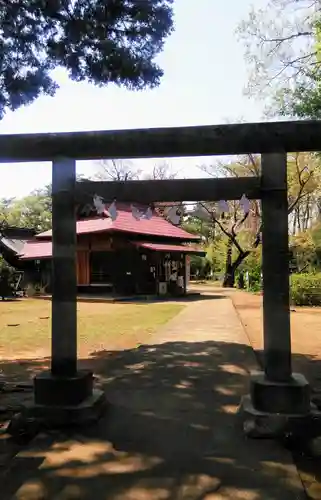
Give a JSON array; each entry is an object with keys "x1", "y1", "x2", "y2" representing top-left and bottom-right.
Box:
[
  {"x1": 292, "y1": 210, "x2": 297, "y2": 235},
  {"x1": 297, "y1": 206, "x2": 301, "y2": 232},
  {"x1": 222, "y1": 238, "x2": 233, "y2": 287},
  {"x1": 222, "y1": 243, "x2": 251, "y2": 288}
]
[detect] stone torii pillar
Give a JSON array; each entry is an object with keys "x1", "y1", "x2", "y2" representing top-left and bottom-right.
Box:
[
  {"x1": 240, "y1": 152, "x2": 312, "y2": 437},
  {"x1": 27, "y1": 159, "x2": 105, "y2": 426}
]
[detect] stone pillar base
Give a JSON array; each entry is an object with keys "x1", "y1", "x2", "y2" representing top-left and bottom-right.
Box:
[
  {"x1": 24, "y1": 389, "x2": 106, "y2": 428},
  {"x1": 7, "y1": 370, "x2": 106, "y2": 435},
  {"x1": 250, "y1": 371, "x2": 310, "y2": 414},
  {"x1": 34, "y1": 369, "x2": 94, "y2": 406},
  {"x1": 239, "y1": 371, "x2": 321, "y2": 439}
]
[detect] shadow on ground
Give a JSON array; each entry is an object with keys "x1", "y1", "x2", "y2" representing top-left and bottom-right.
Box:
[
  {"x1": 0, "y1": 340, "x2": 312, "y2": 499},
  {"x1": 109, "y1": 293, "x2": 227, "y2": 305},
  {"x1": 33, "y1": 292, "x2": 227, "y2": 305}
]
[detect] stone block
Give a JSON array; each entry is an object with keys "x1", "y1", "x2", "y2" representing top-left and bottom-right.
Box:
[
  {"x1": 239, "y1": 395, "x2": 319, "y2": 439},
  {"x1": 250, "y1": 371, "x2": 310, "y2": 414},
  {"x1": 8, "y1": 389, "x2": 107, "y2": 435},
  {"x1": 34, "y1": 369, "x2": 93, "y2": 406}
]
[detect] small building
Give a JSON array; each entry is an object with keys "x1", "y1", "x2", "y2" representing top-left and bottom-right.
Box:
[{"x1": 0, "y1": 204, "x2": 205, "y2": 296}]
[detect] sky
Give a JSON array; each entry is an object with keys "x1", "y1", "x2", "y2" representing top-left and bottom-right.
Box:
[{"x1": 0, "y1": 0, "x2": 268, "y2": 199}]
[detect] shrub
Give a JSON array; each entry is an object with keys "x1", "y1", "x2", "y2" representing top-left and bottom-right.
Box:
[
  {"x1": 249, "y1": 281, "x2": 262, "y2": 293},
  {"x1": 290, "y1": 273, "x2": 321, "y2": 306},
  {"x1": 244, "y1": 268, "x2": 262, "y2": 292}
]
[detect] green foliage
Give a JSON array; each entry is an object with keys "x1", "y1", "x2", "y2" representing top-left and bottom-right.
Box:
[
  {"x1": 237, "y1": 0, "x2": 321, "y2": 119},
  {"x1": 182, "y1": 216, "x2": 213, "y2": 242},
  {"x1": 274, "y1": 16, "x2": 321, "y2": 119},
  {"x1": 248, "y1": 281, "x2": 261, "y2": 293},
  {"x1": 195, "y1": 152, "x2": 321, "y2": 288},
  {"x1": 274, "y1": 82, "x2": 321, "y2": 119},
  {"x1": 189, "y1": 255, "x2": 211, "y2": 279},
  {"x1": 290, "y1": 273, "x2": 321, "y2": 306},
  {"x1": 0, "y1": 255, "x2": 7, "y2": 271},
  {"x1": 289, "y1": 221, "x2": 321, "y2": 274},
  {"x1": 290, "y1": 231, "x2": 319, "y2": 272},
  {"x1": 239, "y1": 247, "x2": 261, "y2": 273},
  {"x1": 206, "y1": 237, "x2": 228, "y2": 274},
  {"x1": 311, "y1": 223, "x2": 321, "y2": 248},
  {"x1": 0, "y1": 186, "x2": 52, "y2": 232},
  {"x1": 247, "y1": 268, "x2": 262, "y2": 292},
  {"x1": 0, "y1": 0, "x2": 174, "y2": 118},
  {"x1": 0, "y1": 256, "x2": 16, "y2": 288}
]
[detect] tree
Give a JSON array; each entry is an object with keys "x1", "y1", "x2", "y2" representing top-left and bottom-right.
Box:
[
  {"x1": 94, "y1": 159, "x2": 141, "y2": 181},
  {"x1": 0, "y1": 0, "x2": 174, "y2": 118},
  {"x1": 290, "y1": 230, "x2": 318, "y2": 272},
  {"x1": 94, "y1": 159, "x2": 177, "y2": 182},
  {"x1": 196, "y1": 152, "x2": 321, "y2": 287},
  {"x1": 0, "y1": 177, "x2": 87, "y2": 231},
  {"x1": 237, "y1": 0, "x2": 321, "y2": 116},
  {"x1": 144, "y1": 162, "x2": 177, "y2": 180},
  {"x1": 182, "y1": 213, "x2": 212, "y2": 243},
  {"x1": 287, "y1": 152, "x2": 321, "y2": 233},
  {"x1": 0, "y1": 185, "x2": 52, "y2": 232},
  {"x1": 0, "y1": 198, "x2": 16, "y2": 221},
  {"x1": 196, "y1": 155, "x2": 261, "y2": 287}
]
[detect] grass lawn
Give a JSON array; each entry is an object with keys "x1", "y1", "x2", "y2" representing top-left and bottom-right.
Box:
[{"x1": 0, "y1": 298, "x2": 184, "y2": 360}]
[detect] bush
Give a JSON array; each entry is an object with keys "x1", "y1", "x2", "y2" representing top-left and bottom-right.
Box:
[
  {"x1": 290, "y1": 273, "x2": 321, "y2": 306},
  {"x1": 248, "y1": 268, "x2": 262, "y2": 291},
  {"x1": 249, "y1": 281, "x2": 262, "y2": 293}
]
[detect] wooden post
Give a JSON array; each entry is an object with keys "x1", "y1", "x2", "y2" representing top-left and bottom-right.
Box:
[
  {"x1": 51, "y1": 159, "x2": 77, "y2": 377},
  {"x1": 261, "y1": 153, "x2": 292, "y2": 382}
]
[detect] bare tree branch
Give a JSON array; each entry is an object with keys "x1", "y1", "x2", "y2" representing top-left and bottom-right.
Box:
[
  {"x1": 94, "y1": 159, "x2": 142, "y2": 181},
  {"x1": 288, "y1": 152, "x2": 314, "y2": 212},
  {"x1": 237, "y1": 0, "x2": 318, "y2": 97},
  {"x1": 199, "y1": 202, "x2": 247, "y2": 255},
  {"x1": 144, "y1": 161, "x2": 178, "y2": 180}
]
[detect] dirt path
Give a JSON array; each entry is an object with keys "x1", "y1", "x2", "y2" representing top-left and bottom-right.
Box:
[
  {"x1": 1, "y1": 294, "x2": 306, "y2": 500},
  {"x1": 214, "y1": 287, "x2": 321, "y2": 500}
]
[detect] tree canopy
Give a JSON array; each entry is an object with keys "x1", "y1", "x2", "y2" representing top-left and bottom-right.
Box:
[
  {"x1": 193, "y1": 152, "x2": 321, "y2": 286},
  {"x1": 0, "y1": 0, "x2": 174, "y2": 118},
  {"x1": 237, "y1": 0, "x2": 321, "y2": 117},
  {"x1": 0, "y1": 185, "x2": 52, "y2": 232}
]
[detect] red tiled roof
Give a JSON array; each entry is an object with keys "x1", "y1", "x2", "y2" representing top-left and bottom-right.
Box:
[
  {"x1": 134, "y1": 242, "x2": 205, "y2": 254},
  {"x1": 36, "y1": 205, "x2": 199, "y2": 241},
  {"x1": 20, "y1": 239, "x2": 205, "y2": 260},
  {"x1": 19, "y1": 240, "x2": 52, "y2": 260}
]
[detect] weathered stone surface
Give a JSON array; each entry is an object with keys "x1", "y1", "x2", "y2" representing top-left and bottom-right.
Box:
[
  {"x1": 34, "y1": 370, "x2": 93, "y2": 406},
  {"x1": 22, "y1": 389, "x2": 106, "y2": 428},
  {"x1": 6, "y1": 414, "x2": 40, "y2": 442},
  {"x1": 261, "y1": 153, "x2": 292, "y2": 383},
  {"x1": 2, "y1": 120, "x2": 321, "y2": 163},
  {"x1": 250, "y1": 371, "x2": 311, "y2": 415},
  {"x1": 239, "y1": 395, "x2": 321, "y2": 440}
]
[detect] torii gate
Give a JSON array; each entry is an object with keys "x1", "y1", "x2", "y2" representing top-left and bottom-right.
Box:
[{"x1": 2, "y1": 120, "x2": 321, "y2": 436}]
